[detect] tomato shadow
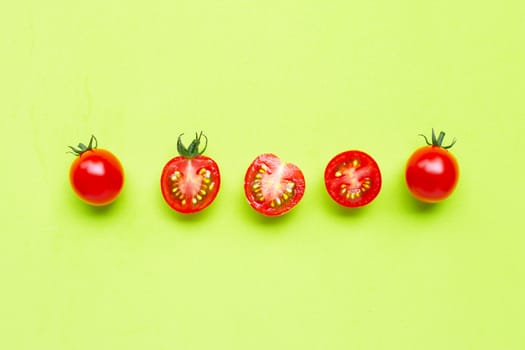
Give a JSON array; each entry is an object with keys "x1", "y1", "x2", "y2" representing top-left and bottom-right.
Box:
[
  {"x1": 65, "y1": 186, "x2": 126, "y2": 218},
  {"x1": 236, "y1": 191, "x2": 298, "y2": 228},
  {"x1": 405, "y1": 197, "x2": 438, "y2": 212},
  {"x1": 394, "y1": 171, "x2": 442, "y2": 214},
  {"x1": 158, "y1": 192, "x2": 219, "y2": 223},
  {"x1": 317, "y1": 180, "x2": 373, "y2": 219},
  {"x1": 158, "y1": 197, "x2": 214, "y2": 222}
]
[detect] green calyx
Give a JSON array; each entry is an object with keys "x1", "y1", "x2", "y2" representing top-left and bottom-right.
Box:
[
  {"x1": 419, "y1": 129, "x2": 456, "y2": 149},
  {"x1": 68, "y1": 135, "x2": 98, "y2": 156},
  {"x1": 177, "y1": 131, "x2": 208, "y2": 158}
]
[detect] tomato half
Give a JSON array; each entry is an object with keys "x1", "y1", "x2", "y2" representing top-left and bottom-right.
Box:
[
  {"x1": 69, "y1": 135, "x2": 124, "y2": 206},
  {"x1": 405, "y1": 130, "x2": 459, "y2": 203},
  {"x1": 244, "y1": 153, "x2": 306, "y2": 216},
  {"x1": 324, "y1": 150, "x2": 382, "y2": 208},
  {"x1": 161, "y1": 132, "x2": 221, "y2": 214}
]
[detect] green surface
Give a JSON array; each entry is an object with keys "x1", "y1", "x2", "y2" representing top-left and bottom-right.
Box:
[{"x1": 1, "y1": 0, "x2": 525, "y2": 349}]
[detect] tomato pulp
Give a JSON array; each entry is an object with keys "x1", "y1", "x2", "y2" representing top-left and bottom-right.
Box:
[
  {"x1": 324, "y1": 150, "x2": 382, "y2": 208},
  {"x1": 244, "y1": 153, "x2": 305, "y2": 216}
]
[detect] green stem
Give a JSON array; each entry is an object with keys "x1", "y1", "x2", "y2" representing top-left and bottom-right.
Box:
[
  {"x1": 177, "y1": 132, "x2": 208, "y2": 158},
  {"x1": 419, "y1": 129, "x2": 457, "y2": 149}
]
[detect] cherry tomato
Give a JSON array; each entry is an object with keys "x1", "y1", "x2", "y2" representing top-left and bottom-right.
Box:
[
  {"x1": 324, "y1": 150, "x2": 382, "y2": 208},
  {"x1": 244, "y1": 153, "x2": 306, "y2": 216},
  {"x1": 405, "y1": 129, "x2": 459, "y2": 203},
  {"x1": 161, "y1": 132, "x2": 221, "y2": 214},
  {"x1": 69, "y1": 135, "x2": 124, "y2": 206}
]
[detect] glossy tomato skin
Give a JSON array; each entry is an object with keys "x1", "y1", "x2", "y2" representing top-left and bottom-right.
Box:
[
  {"x1": 161, "y1": 155, "x2": 220, "y2": 214},
  {"x1": 244, "y1": 153, "x2": 305, "y2": 216},
  {"x1": 69, "y1": 149, "x2": 124, "y2": 206},
  {"x1": 405, "y1": 146, "x2": 459, "y2": 202},
  {"x1": 324, "y1": 150, "x2": 382, "y2": 208}
]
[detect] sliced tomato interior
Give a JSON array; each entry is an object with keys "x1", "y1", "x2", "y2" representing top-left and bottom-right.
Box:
[
  {"x1": 244, "y1": 153, "x2": 305, "y2": 216},
  {"x1": 325, "y1": 151, "x2": 381, "y2": 207},
  {"x1": 161, "y1": 156, "x2": 220, "y2": 213}
]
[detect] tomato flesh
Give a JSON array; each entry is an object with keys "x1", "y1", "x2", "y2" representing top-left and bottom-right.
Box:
[
  {"x1": 244, "y1": 153, "x2": 305, "y2": 216},
  {"x1": 324, "y1": 150, "x2": 382, "y2": 207},
  {"x1": 405, "y1": 146, "x2": 459, "y2": 202},
  {"x1": 161, "y1": 155, "x2": 220, "y2": 213},
  {"x1": 69, "y1": 149, "x2": 124, "y2": 206}
]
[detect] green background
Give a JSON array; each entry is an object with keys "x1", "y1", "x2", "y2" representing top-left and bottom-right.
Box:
[{"x1": 1, "y1": 0, "x2": 524, "y2": 349}]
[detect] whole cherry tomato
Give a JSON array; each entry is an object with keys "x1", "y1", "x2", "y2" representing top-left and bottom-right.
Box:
[
  {"x1": 69, "y1": 135, "x2": 124, "y2": 206},
  {"x1": 405, "y1": 129, "x2": 459, "y2": 203}
]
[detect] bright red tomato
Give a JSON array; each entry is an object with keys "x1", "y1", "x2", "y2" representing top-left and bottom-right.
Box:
[
  {"x1": 161, "y1": 132, "x2": 221, "y2": 214},
  {"x1": 324, "y1": 150, "x2": 382, "y2": 208},
  {"x1": 69, "y1": 135, "x2": 124, "y2": 206},
  {"x1": 244, "y1": 153, "x2": 305, "y2": 216},
  {"x1": 405, "y1": 130, "x2": 459, "y2": 203}
]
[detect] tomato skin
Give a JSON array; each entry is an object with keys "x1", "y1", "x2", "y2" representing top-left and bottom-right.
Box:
[
  {"x1": 244, "y1": 153, "x2": 305, "y2": 216},
  {"x1": 69, "y1": 149, "x2": 124, "y2": 206},
  {"x1": 405, "y1": 146, "x2": 459, "y2": 202},
  {"x1": 324, "y1": 150, "x2": 382, "y2": 208},
  {"x1": 160, "y1": 155, "x2": 221, "y2": 214}
]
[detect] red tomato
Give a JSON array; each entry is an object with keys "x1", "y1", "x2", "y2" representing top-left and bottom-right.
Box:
[
  {"x1": 324, "y1": 150, "x2": 382, "y2": 207},
  {"x1": 244, "y1": 153, "x2": 306, "y2": 216},
  {"x1": 161, "y1": 132, "x2": 221, "y2": 214},
  {"x1": 69, "y1": 135, "x2": 124, "y2": 206},
  {"x1": 405, "y1": 129, "x2": 459, "y2": 202}
]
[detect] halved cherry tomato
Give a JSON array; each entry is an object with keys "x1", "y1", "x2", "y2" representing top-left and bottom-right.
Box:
[
  {"x1": 324, "y1": 150, "x2": 382, "y2": 207},
  {"x1": 69, "y1": 135, "x2": 124, "y2": 206},
  {"x1": 161, "y1": 132, "x2": 221, "y2": 214},
  {"x1": 244, "y1": 153, "x2": 305, "y2": 216},
  {"x1": 405, "y1": 129, "x2": 459, "y2": 203}
]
